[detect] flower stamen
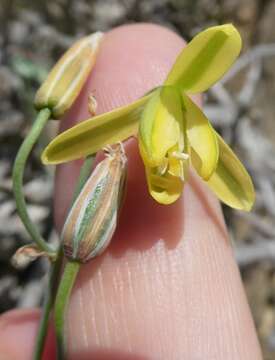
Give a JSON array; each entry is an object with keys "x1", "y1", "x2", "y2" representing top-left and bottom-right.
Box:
[
  {"x1": 171, "y1": 151, "x2": 189, "y2": 160},
  {"x1": 157, "y1": 158, "x2": 169, "y2": 175}
]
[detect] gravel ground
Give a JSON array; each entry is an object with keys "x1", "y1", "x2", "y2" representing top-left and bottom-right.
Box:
[{"x1": 0, "y1": 0, "x2": 275, "y2": 358}]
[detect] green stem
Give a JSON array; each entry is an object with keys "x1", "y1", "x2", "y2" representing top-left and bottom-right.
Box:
[
  {"x1": 12, "y1": 108, "x2": 54, "y2": 253},
  {"x1": 32, "y1": 156, "x2": 94, "y2": 360},
  {"x1": 54, "y1": 261, "x2": 80, "y2": 360},
  {"x1": 73, "y1": 155, "x2": 94, "y2": 200},
  {"x1": 33, "y1": 250, "x2": 63, "y2": 360}
]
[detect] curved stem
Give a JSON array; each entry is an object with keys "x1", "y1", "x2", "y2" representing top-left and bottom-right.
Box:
[
  {"x1": 12, "y1": 108, "x2": 54, "y2": 253},
  {"x1": 54, "y1": 261, "x2": 80, "y2": 360}
]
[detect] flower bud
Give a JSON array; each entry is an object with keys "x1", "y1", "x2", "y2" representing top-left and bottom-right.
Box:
[
  {"x1": 62, "y1": 144, "x2": 127, "y2": 263},
  {"x1": 34, "y1": 32, "x2": 103, "y2": 119}
]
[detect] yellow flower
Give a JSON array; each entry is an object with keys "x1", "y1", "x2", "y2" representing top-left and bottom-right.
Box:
[{"x1": 41, "y1": 24, "x2": 255, "y2": 211}]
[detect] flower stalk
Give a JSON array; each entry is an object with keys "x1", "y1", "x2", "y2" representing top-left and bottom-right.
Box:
[
  {"x1": 12, "y1": 108, "x2": 55, "y2": 254},
  {"x1": 33, "y1": 250, "x2": 63, "y2": 360},
  {"x1": 54, "y1": 260, "x2": 80, "y2": 360}
]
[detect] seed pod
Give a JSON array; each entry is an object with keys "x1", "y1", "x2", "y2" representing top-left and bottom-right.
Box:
[
  {"x1": 34, "y1": 32, "x2": 103, "y2": 119},
  {"x1": 62, "y1": 144, "x2": 127, "y2": 263}
]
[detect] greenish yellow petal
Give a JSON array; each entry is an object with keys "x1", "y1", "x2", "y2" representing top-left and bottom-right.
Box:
[
  {"x1": 183, "y1": 94, "x2": 218, "y2": 180},
  {"x1": 42, "y1": 94, "x2": 151, "y2": 164},
  {"x1": 145, "y1": 166, "x2": 184, "y2": 205},
  {"x1": 139, "y1": 86, "x2": 189, "y2": 204},
  {"x1": 206, "y1": 133, "x2": 255, "y2": 211},
  {"x1": 139, "y1": 86, "x2": 184, "y2": 167},
  {"x1": 165, "y1": 24, "x2": 242, "y2": 93}
]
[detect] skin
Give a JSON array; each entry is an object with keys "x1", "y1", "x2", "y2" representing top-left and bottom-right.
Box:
[{"x1": 0, "y1": 24, "x2": 263, "y2": 360}]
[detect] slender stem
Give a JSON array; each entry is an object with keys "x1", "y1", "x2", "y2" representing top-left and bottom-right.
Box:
[
  {"x1": 32, "y1": 156, "x2": 93, "y2": 360},
  {"x1": 54, "y1": 261, "x2": 80, "y2": 360},
  {"x1": 33, "y1": 250, "x2": 63, "y2": 360},
  {"x1": 12, "y1": 108, "x2": 54, "y2": 253},
  {"x1": 73, "y1": 155, "x2": 94, "y2": 200}
]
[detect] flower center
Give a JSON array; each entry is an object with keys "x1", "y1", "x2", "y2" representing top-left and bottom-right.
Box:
[{"x1": 156, "y1": 150, "x2": 189, "y2": 181}]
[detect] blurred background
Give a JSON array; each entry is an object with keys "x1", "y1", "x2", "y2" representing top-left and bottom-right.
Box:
[{"x1": 0, "y1": 0, "x2": 275, "y2": 358}]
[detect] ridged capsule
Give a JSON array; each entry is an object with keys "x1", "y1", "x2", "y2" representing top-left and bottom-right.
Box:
[
  {"x1": 62, "y1": 144, "x2": 127, "y2": 263},
  {"x1": 34, "y1": 32, "x2": 103, "y2": 119}
]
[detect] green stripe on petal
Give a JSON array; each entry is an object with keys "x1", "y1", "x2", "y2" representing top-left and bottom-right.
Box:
[
  {"x1": 139, "y1": 86, "x2": 184, "y2": 167},
  {"x1": 42, "y1": 94, "x2": 151, "y2": 164},
  {"x1": 206, "y1": 133, "x2": 255, "y2": 211},
  {"x1": 165, "y1": 24, "x2": 242, "y2": 93},
  {"x1": 183, "y1": 94, "x2": 218, "y2": 180}
]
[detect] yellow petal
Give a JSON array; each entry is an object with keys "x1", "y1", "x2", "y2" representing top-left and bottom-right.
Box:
[
  {"x1": 42, "y1": 94, "x2": 151, "y2": 164},
  {"x1": 165, "y1": 24, "x2": 242, "y2": 93},
  {"x1": 139, "y1": 86, "x2": 184, "y2": 167},
  {"x1": 206, "y1": 133, "x2": 255, "y2": 211},
  {"x1": 145, "y1": 166, "x2": 183, "y2": 205},
  {"x1": 35, "y1": 32, "x2": 103, "y2": 119},
  {"x1": 184, "y1": 94, "x2": 218, "y2": 180}
]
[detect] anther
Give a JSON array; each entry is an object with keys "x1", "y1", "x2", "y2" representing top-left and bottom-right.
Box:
[{"x1": 171, "y1": 151, "x2": 189, "y2": 160}]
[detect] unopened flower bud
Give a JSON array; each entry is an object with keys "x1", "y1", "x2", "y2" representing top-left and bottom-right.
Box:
[
  {"x1": 34, "y1": 32, "x2": 103, "y2": 119},
  {"x1": 62, "y1": 144, "x2": 127, "y2": 263}
]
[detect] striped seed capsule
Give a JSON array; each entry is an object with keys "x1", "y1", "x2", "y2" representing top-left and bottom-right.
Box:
[
  {"x1": 62, "y1": 144, "x2": 127, "y2": 263},
  {"x1": 34, "y1": 32, "x2": 103, "y2": 119}
]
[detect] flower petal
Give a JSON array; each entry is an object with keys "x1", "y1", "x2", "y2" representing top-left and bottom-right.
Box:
[
  {"x1": 183, "y1": 94, "x2": 218, "y2": 180},
  {"x1": 42, "y1": 94, "x2": 151, "y2": 164},
  {"x1": 206, "y1": 133, "x2": 255, "y2": 211},
  {"x1": 165, "y1": 24, "x2": 242, "y2": 93},
  {"x1": 145, "y1": 166, "x2": 184, "y2": 205},
  {"x1": 139, "y1": 86, "x2": 184, "y2": 167}
]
